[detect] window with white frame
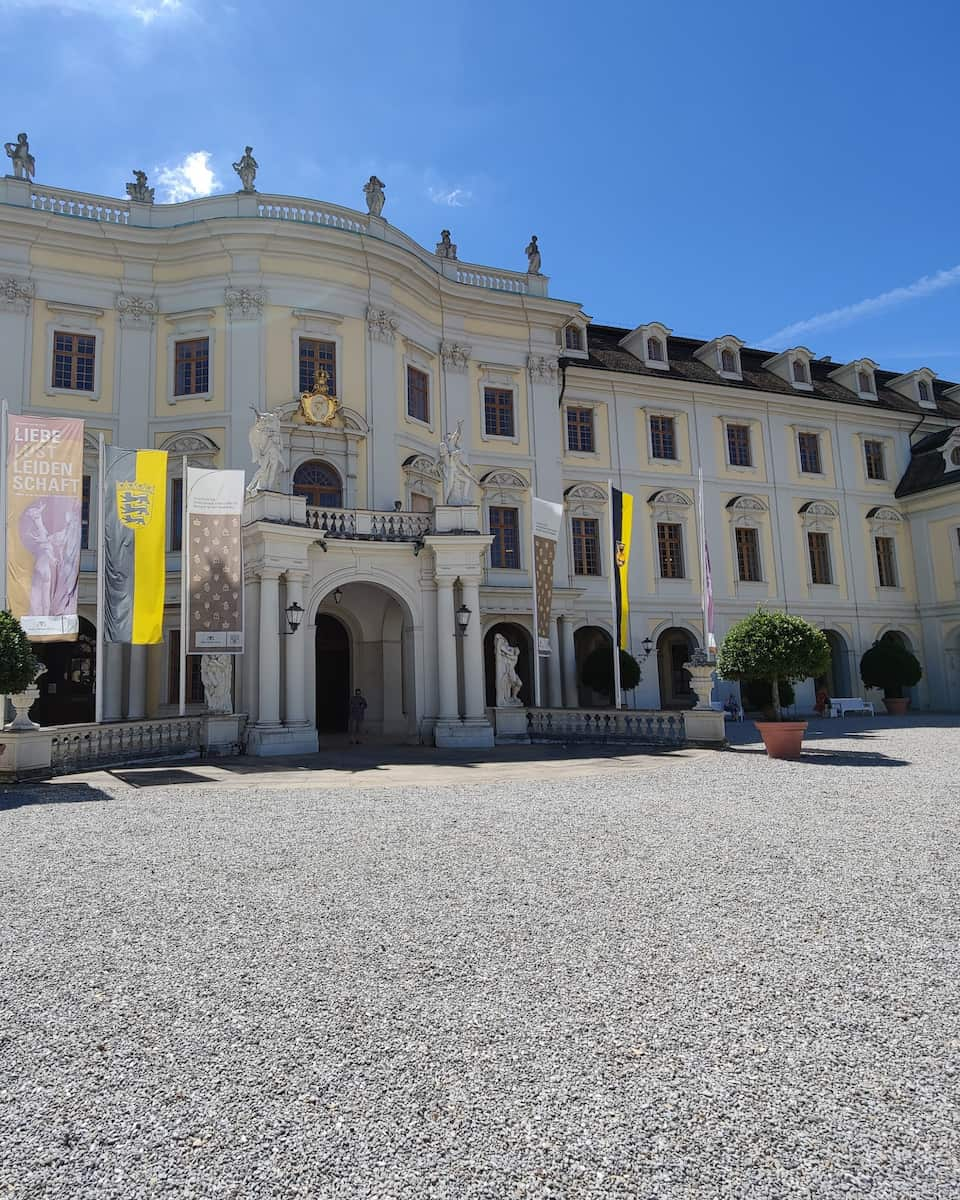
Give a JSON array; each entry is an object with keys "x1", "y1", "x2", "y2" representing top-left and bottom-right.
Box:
[
  {"x1": 918, "y1": 379, "x2": 931, "y2": 406},
  {"x1": 406, "y1": 365, "x2": 429, "y2": 423},
  {"x1": 489, "y1": 506, "x2": 521, "y2": 569},
  {"x1": 875, "y1": 536, "x2": 898, "y2": 588},
  {"x1": 647, "y1": 336, "x2": 664, "y2": 362},
  {"x1": 792, "y1": 359, "x2": 808, "y2": 384},
  {"x1": 299, "y1": 338, "x2": 337, "y2": 394},
  {"x1": 174, "y1": 338, "x2": 210, "y2": 397},
  {"x1": 735, "y1": 526, "x2": 762, "y2": 582},
  {"x1": 484, "y1": 387, "x2": 515, "y2": 438},
  {"x1": 858, "y1": 369, "x2": 874, "y2": 395},
  {"x1": 564, "y1": 325, "x2": 584, "y2": 351},
  {"x1": 572, "y1": 517, "x2": 601, "y2": 575},
  {"x1": 807, "y1": 531, "x2": 832, "y2": 584},
  {"x1": 798, "y1": 431, "x2": 822, "y2": 474},
  {"x1": 864, "y1": 439, "x2": 886, "y2": 481},
  {"x1": 721, "y1": 348, "x2": 737, "y2": 374},
  {"x1": 566, "y1": 406, "x2": 595, "y2": 452},
  {"x1": 650, "y1": 414, "x2": 677, "y2": 460},
  {"x1": 726, "y1": 423, "x2": 752, "y2": 467},
  {"x1": 657, "y1": 522, "x2": 685, "y2": 578},
  {"x1": 52, "y1": 331, "x2": 96, "y2": 391}
]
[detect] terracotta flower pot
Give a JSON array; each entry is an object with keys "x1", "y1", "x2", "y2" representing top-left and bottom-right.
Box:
[
  {"x1": 754, "y1": 720, "x2": 807, "y2": 760},
  {"x1": 883, "y1": 697, "x2": 909, "y2": 716}
]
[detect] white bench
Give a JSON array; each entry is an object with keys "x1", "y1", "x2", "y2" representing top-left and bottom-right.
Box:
[{"x1": 829, "y1": 697, "x2": 875, "y2": 718}]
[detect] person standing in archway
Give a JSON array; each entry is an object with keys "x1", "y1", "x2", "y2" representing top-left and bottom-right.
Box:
[{"x1": 349, "y1": 688, "x2": 368, "y2": 745}]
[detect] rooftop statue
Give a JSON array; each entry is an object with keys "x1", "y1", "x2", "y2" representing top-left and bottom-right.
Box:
[
  {"x1": 363, "y1": 175, "x2": 385, "y2": 217},
  {"x1": 4, "y1": 133, "x2": 34, "y2": 182},
  {"x1": 437, "y1": 420, "x2": 478, "y2": 506},
  {"x1": 246, "y1": 407, "x2": 287, "y2": 496},
  {"x1": 125, "y1": 169, "x2": 154, "y2": 204},
  {"x1": 525, "y1": 234, "x2": 541, "y2": 275},
  {"x1": 233, "y1": 146, "x2": 258, "y2": 193},
  {"x1": 436, "y1": 229, "x2": 458, "y2": 260}
]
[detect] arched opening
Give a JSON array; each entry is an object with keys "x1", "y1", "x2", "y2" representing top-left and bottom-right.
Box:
[
  {"x1": 33, "y1": 616, "x2": 96, "y2": 726},
  {"x1": 656, "y1": 626, "x2": 698, "y2": 709},
  {"x1": 484, "y1": 622, "x2": 533, "y2": 707},
  {"x1": 647, "y1": 336, "x2": 663, "y2": 362},
  {"x1": 294, "y1": 460, "x2": 342, "y2": 508},
  {"x1": 819, "y1": 630, "x2": 851, "y2": 697},
  {"x1": 880, "y1": 629, "x2": 919, "y2": 705},
  {"x1": 315, "y1": 613, "x2": 350, "y2": 732},
  {"x1": 574, "y1": 624, "x2": 614, "y2": 707}
]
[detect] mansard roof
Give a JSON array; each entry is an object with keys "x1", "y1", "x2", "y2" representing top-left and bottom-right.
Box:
[
  {"x1": 895, "y1": 427, "x2": 960, "y2": 498},
  {"x1": 565, "y1": 324, "x2": 960, "y2": 421}
]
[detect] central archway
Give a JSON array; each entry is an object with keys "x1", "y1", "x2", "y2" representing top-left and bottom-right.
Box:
[
  {"x1": 656, "y1": 627, "x2": 698, "y2": 709},
  {"x1": 315, "y1": 613, "x2": 350, "y2": 732}
]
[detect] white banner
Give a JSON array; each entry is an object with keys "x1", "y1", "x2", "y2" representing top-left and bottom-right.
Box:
[
  {"x1": 185, "y1": 468, "x2": 245, "y2": 654},
  {"x1": 532, "y1": 496, "x2": 564, "y2": 657}
]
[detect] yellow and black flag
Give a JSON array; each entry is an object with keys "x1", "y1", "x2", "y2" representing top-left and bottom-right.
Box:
[
  {"x1": 102, "y1": 445, "x2": 167, "y2": 644},
  {"x1": 611, "y1": 486, "x2": 634, "y2": 648}
]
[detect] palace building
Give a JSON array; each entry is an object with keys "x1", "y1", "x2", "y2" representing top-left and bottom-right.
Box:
[{"x1": 1, "y1": 164, "x2": 958, "y2": 751}]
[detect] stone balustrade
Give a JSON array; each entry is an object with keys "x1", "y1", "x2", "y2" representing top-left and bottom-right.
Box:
[
  {"x1": 305, "y1": 507, "x2": 433, "y2": 540},
  {"x1": 452, "y1": 265, "x2": 529, "y2": 294},
  {"x1": 257, "y1": 198, "x2": 365, "y2": 231},
  {"x1": 50, "y1": 717, "x2": 206, "y2": 772},
  {"x1": 30, "y1": 184, "x2": 130, "y2": 224},
  {"x1": 525, "y1": 707, "x2": 689, "y2": 745}
]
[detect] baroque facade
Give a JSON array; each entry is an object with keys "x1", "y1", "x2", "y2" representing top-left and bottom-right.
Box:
[{"x1": 1, "y1": 169, "x2": 958, "y2": 746}]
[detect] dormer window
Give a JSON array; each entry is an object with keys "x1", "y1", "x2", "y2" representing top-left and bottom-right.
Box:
[
  {"x1": 792, "y1": 359, "x2": 807, "y2": 383},
  {"x1": 888, "y1": 366, "x2": 937, "y2": 408},
  {"x1": 827, "y1": 357, "x2": 879, "y2": 401},
  {"x1": 618, "y1": 321, "x2": 671, "y2": 371},
  {"x1": 762, "y1": 345, "x2": 813, "y2": 392},
  {"x1": 721, "y1": 348, "x2": 736, "y2": 373},
  {"x1": 919, "y1": 379, "x2": 931, "y2": 406},
  {"x1": 858, "y1": 370, "x2": 873, "y2": 394},
  {"x1": 560, "y1": 320, "x2": 588, "y2": 359},
  {"x1": 695, "y1": 335, "x2": 744, "y2": 381},
  {"x1": 647, "y1": 337, "x2": 664, "y2": 362},
  {"x1": 564, "y1": 325, "x2": 583, "y2": 351}
]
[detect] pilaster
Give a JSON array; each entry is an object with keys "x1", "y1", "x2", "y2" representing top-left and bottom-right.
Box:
[{"x1": 365, "y1": 304, "x2": 401, "y2": 509}]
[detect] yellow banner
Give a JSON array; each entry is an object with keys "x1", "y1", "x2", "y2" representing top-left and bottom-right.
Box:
[{"x1": 131, "y1": 450, "x2": 167, "y2": 644}]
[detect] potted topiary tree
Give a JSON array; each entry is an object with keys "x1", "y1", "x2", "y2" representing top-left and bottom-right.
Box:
[
  {"x1": 580, "y1": 646, "x2": 642, "y2": 706},
  {"x1": 0, "y1": 609, "x2": 43, "y2": 729},
  {"x1": 716, "y1": 608, "x2": 831, "y2": 759},
  {"x1": 859, "y1": 634, "x2": 922, "y2": 716}
]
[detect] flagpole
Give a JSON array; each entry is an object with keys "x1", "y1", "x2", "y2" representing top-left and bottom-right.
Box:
[
  {"x1": 95, "y1": 434, "x2": 105, "y2": 725},
  {"x1": 698, "y1": 467, "x2": 709, "y2": 651},
  {"x1": 607, "y1": 477, "x2": 622, "y2": 711},
  {"x1": 179, "y1": 456, "x2": 188, "y2": 717},
  {"x1": 1, "y1": 400, "x2": 8, "y2": 727},
  {"x1": 530, "y1": 501, "x2": 542, "y2": 709}
]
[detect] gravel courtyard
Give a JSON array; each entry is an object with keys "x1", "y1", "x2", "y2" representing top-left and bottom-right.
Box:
[{"x1": 2, "y1": 719, "x2": 959, "y2": 1199}]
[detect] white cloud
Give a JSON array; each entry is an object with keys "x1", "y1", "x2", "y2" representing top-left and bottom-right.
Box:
[
  {"x1": 155, "y1": 151, "x2": 219, "y2": 202},
  {"x1": 427, "y1": 185, "x2": 472, "y2": 208},
  {"x1": 2, "y1": 0, "x2": 186, "y2": 22},
  {"x1": 765, "y1": 264, "x2": 960, "y2": 347}
]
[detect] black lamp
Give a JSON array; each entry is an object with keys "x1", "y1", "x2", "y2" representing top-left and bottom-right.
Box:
[
  {"x1": 455, "y1": 604, "x2": 471, "y2": 637},
  {"x1": 283, "y1": 600, "x2": 304, "y2": 635},
  {"x1": 641, "y1": 636, "x2": 653, "y2": 659},
  {"x1": 333, "y1": 587, "x2": 343, "y2": 605}
]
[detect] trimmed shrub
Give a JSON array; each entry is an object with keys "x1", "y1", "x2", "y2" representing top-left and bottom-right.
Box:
[{"x1": 717, "y1": 608, "x2": 831, "y2": 721}]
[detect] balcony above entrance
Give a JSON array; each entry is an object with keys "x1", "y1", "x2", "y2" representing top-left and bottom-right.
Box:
[{"x1": 305, "y1": 507, "x2": 433, "y2": 541}]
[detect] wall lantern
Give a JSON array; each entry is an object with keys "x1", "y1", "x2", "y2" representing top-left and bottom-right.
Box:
[
  {"x1": 334, "y1": 587, "x2": 343, "y2": 605},
  {"x1": 283, "y1": 601, "x2": 304, "y2": 635},
  {"x1": 455, "y1": 604, "x2": 471, "y2": 637},
  {"x1": 641, "y1": 636, "x2": 654, "y2": 659}
]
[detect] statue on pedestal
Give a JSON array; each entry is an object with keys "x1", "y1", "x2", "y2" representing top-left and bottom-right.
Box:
[
  {"x1": 201, "y1": 654, "x2": 233, "y2": 714},
  {"x1": 233, "y1": 146, "x2": 258, "y2": 193},
  {"x1": 437, "y1": 420, "x2": 478, "y2": 505},
  {"x1": 363, "y1": 175, "x2": 385, "y2": 217},
  {"x1": 4, "y1": 133, "x2": 34, "y2": 181},
  {"x1": 125, "y1": 170, "x2": 155, "y2": 204},
  {"x1": 494, "y1": 634, "x2": 523, "y2": 707},
  {"x1": 436, "y1": 229, "x2": 457, "y2": 260},
  {"x1": 525, "y1": 235, "x2": 541, "y2": 275},
  {"x1": 246, "y1": 407, "x2": 287, "y2": 496}
]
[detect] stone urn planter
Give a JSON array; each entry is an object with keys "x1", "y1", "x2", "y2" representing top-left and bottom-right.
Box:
[
  {"x1": 7, "y1": 681, "x2": 41, "y2": 730},
  {"x1": 754, "y1": 720, "x2": 807, "y2": 760},
  {"x1": 882, "y1": 697, "x2": 909, "y2": 716}
]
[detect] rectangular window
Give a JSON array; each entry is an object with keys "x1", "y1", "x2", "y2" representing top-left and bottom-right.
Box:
[
  {"x1": 864, "y1": 439, "x2": 886, "y2": 481},
  {"x1": 406, "y1": 365, "x2": 429, "y2": 423},
  {"x1": 876, "y1": 536, "x2": 898, "y2": 588},
  {"x1": 53, "y1": 331, "x2": 96, "y2": 391},
  {"x1": 807, "y1": 531, "x2": 832, "y2": 584},
  {"x1": 798, "y1": 432, "x2": 822, "y2": 474},
  {"x1": 170, "y1": 477, "x2": 183, "y2": 552},
  {"x1": 657, "y1": 522, "x2": 685, "y2": 578},
  {"x1": 726, "y1": 423, "x2": 752, "y2": 467},
  {"x1": 298, "y1": 338, "x2": 337, "y2": 395},
  {"x1": 489, "y1": 506, "x2": 521, "y2": 569},
  {"x1": 650, "y1": 414, "x2": 677, "y2": 460},
  {"x1": 81, "y1": 474, "x2": 91, "y2": 550},
  {"x1": 167, "y1": 629, "x2": 205, "y2": 705},
  {"x1": 174, "y1": 337, "x2": 210, "y2": 396},
  {"x1": 564, "y1": 326, "x2": 583, "y2": 351},
  {"x1": 735, "y1": 526, "x2": 762, "y2": 582},
  {"x1": 484, "y1": 387, "x2": 515, "y2": 438},
  {"x1": 566, "y1": 407, "x2": 595, "y2": 452},
  {"x1": 572, "y1": 517, "x2": 601, "y2": 576}
]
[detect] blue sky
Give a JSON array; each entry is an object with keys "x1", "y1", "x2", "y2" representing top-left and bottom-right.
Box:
[{"x1": 3, "y1": 0, "x2": 959, "y2": 371}]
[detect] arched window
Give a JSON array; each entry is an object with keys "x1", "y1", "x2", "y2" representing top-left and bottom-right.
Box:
[
  {"x1": 647, "y1": 337, "x2": 663, "y2": 362},
  {"x1": 721, "y1": 348, "x2": 737, "y2": 373},
  {"x1": 564, "y1": 325, "x2": 583, "y2": 351},
  {"x1": 858, "y1": 370, "x2": 873, "y2": 394},
  {"x1": 792, "y1": 359, "x2": 807, "y2": 382},
  {"x1": 918, "y1": 379, "x2": 931, "y2": 405},
  {"x1": 293, "y1": 460, "x2": 343, "y2": 508}
]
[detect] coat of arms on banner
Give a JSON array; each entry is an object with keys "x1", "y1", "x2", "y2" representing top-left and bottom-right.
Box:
[
  {"x1": 116, "y1": 481, "x2": 156, "y2": 529},
  {"x1": 615, "y1": 540, "x2": 627, "y2": 568}
]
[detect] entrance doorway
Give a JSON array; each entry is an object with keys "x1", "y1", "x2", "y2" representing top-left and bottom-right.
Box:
[
  {"x1": 819, "y1": 630, "x2": 851, "y2": 697},
  {"x1": 657, "y1": 627, "x2": 698, "y2": 709},
  {"x1": 33, "y1": 616, "x2": 96, "y2": 725},
  {"x1": 574, "y1": 625, "x2": 614, "y2": 707},
  {"x1": 315, "y1": 614, "x2": 350, "y2": 732}
]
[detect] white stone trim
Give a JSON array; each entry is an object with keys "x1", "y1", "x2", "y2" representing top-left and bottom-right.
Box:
[
  {"x1": 366, "y1": 305, "x2": 399, "y2": 344},
  {"x1": 0, "y1": 276, "x2": 34, "y2": 314},
  {"x1": 224, "y1": 287, "x2": 265, "y2": 322},
  {"x1": 117, "y1": 294, "x2": 157, "y2": 330}
]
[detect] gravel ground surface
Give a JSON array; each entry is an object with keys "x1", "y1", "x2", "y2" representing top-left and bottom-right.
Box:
[{"x1": 1, "y1": 718, "x2": 959, "y2": 1199}]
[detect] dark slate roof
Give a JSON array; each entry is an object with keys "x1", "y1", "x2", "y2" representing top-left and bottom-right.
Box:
[
  {"x1": 562, "y1": 324, "x2": 960, "y2": 422},
  {"x1": 895, "y1": 427, "x2": 960, "y2": 498}
]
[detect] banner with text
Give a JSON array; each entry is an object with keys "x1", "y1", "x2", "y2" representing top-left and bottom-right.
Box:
[
  {"x1": 6, "y1": 415, "x2": 84, "y2": 640},
  {"x1": 185, "y1": 467, "x2": 244, "y2": 655},
  {"x1": 532, "y1": 496, "x2": 564, "y2": 655}
]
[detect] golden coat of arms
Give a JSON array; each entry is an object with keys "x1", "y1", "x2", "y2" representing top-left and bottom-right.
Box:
[{"x1": 298, "y1": 366, "x2": 341, "y2": 426}]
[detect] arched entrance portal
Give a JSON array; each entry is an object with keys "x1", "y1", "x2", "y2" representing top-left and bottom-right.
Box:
[
  {"x1": 33, "y1": 616, "x2": 96, "y2": 726},
  {"x1": 484, "y1": 622, "x2": 533, "y2": 707},
  {"x1": 574, "y1": 625, "x2": 614, "y2": 707},
  {"x1": 657, "y1": 627, "x2": 698, "y2": 709},
  {"x1": 315, "y1": 614, "x2": 350, "y2": 732},
  {"x1": 819, "y1": 629, "x2": 851, "y2": 697}
]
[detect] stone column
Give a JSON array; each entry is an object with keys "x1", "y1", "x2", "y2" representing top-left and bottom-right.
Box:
[
  {"x1": 241, "y1": 572, "x2": 260, "y2": 724},
  {"x1": 127, "y1": 644, "x2": 147, "y2": 720},
  {"x1": 102, "y1": 641, "x2": 124, "y2": 722},
  {"x1": 547, "y1": 619, "x2": 563, "y2": 708},
  {"x1": 459, "y1": 575, "x2": 485, "y2": 720},
  {"x1": 283, "y1": 571, "x2": 308, "y2": 726},
  {"x1": 256, "y1": 568, "x2": 281, "y2": 726},
  {"x1": 435, "y1": 577, "x2": 459, "y2": 721},
  {"x1": 560, "y1": 616, "x2": 578, "y2": 708}
]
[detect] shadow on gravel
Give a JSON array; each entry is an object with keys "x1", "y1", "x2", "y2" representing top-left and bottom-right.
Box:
[
  {"x1": 0, "y1": 782, "x2": 113, "y2": 811},
  {"x1": 727, "y1": 746, "x2": 910, "y2": 767}
]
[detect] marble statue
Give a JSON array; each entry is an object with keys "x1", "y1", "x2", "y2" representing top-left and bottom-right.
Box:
[
  {"x1": 494, "y1": 634, "x2": 524, "y2": 707},
  {"x1": 4, "y1": 133, "x2": 34, "y2": 181},
  {"x1": 525, "y1": 235, "x2": 541, "y2": 275},
  {"x1": 363, "y1": 175, "x2": 385, "y2": 217},
  {"x1": 233, "y1": 146, "x2": 258, "y2": 193},
  {"x1": 437, "y1": 420, "x2": 478, "y2": 505},
  {"x1": 246, "y1": 407, "x2": 287, "y2": 496},
  {"x1": 436, "y1": 229, "x2": 457, "y2": 260},
  {"x1": 125, "y1": 169, "x2": 154, "y2": 204},
  {"x1": 201, "y1": 653, "x2": 233, "y2": 714}
]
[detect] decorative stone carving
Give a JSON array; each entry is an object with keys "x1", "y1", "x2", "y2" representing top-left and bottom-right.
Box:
[
  {"x1": 437, "y1": 420, "x2": 479, "y2": 506},
  {"x1": 7, "y1": 665, "x2": 45, "y2": 730},
  {"x1": 298, "y1": 366, "x2": 341, "y2": 426},
  {"x1": 566, "y1": 483, "x2": 607, "y2": 502},
  {"x1": 201, "y1": 654, "x2": 233, "y2": 714},
  {"x1": 125, "y1": 170, "x2": 154, "y2": 204},
  {"x1": 402, "y1": 454, "x2": 441, "y2": 482},
  {"x1": 4, "y1": 132, "x2": 34, "y2": 181},
  {"x1": 366, "y1": 305, "x2": 398, "y2": 344},
  {"x1": 117, "y1": 293, "x2": 157, "y2": 329},
  {"x1": 867, "y1": 506, "x2": 902, "y2": 526},
  {"x1": 363, "y1": 175, "x2": 385, "y2": 217},
  {"x1": 232, "y1": 146, "x2": 258, "y2": 193},
  {"x1": 683, "y1": 650, "x2": 716, "y2": 709},
  {"x1": 225, "y1": 287, "x2": 265, "y2": 321},
  {"x1": 648, "y1": 489, "x2": 691, "y2": 507},
  {"x1": 728, "y1": 495, "x2": 766, "y2": 512},
  {"x1": 159, "y1": 432, "x2": 220, "y2": 458},
  {"x1": 800, "y1": 500, "x2": 839, "y2": 518},
  {"x1": 494, "y1": 634, "x2": 524, "y2": 707},
  {"x1": 439, "y1": 341, "x2": 471, "y2": 373},
  {"x1": 436, "y1": 230, "x2": 457, "y2": 260},
  {"x1": 481, "y1": 469, "x2": 528, "y2": 491},
  {"x1": 525, "y1": 235, "x2": 541, "y2": 275},
  {"x1": 527, "y1": 354, "x2": 559, "y2": 382},
  {"x1": 246, "y1": 408, "x2": 287, "y2": 496},
  {"x1": 0, "y1": 277, "x2": 34, "y2": 313}
]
